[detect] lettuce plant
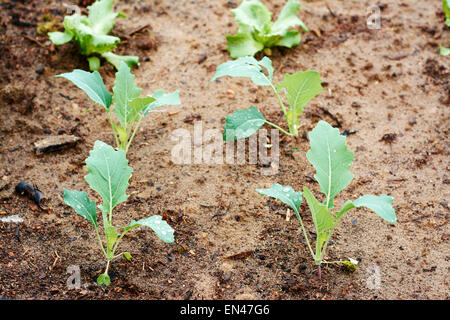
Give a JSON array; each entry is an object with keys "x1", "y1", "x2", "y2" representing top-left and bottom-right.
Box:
[
  {"x1": 227, "y1": 0, "x2": 308, "y2": 58},
  {"x1": 64, "y1": 141, "x2": 174, "y2": 285},
  {"x1": 49, "y1": 0, "x2": 138, "y2": 71},
  {"x1": 211, "y1": 56, "x2": 322, "y2": 141},
  {"x1": 57, "y1": 62, "x2": 180, "y2": 153},
  {"x1": 257, "y1": 121, "x2": 396, "y2": 277}
]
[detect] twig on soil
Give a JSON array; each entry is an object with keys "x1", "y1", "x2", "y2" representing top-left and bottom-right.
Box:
[
  {"x1": 325, "y1": 2, "x2": 337, "y2": 17},
  {"x1": 128, "y1": 24, "x2": 151, "y2": 37},
  {"x1": 23, "y1": 35, "x2": 46, "y2": 48},
  {"x1": 199, "y1": 203, "x2": 215, "y2": 208},
  {"x1": 211, "y1": 201, "x2": 232, "y2": 220},
  {"x1": 50, "y1": 250, "x2": 60, "y2": 271},
  {"x1": 320, "y1": 107, "x2": 342, "y2": 128}
]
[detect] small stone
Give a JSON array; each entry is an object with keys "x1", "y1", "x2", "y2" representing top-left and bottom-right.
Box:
[
  {"x1": 36, "y1": 63, "x2": 45, "y2": 75},
  {"x1": 34, "y1": 135, "x2": 81, "y2": 154}
]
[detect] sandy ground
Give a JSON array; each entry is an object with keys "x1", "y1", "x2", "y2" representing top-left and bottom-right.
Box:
[{"x1": 0, "y1": 0, "x2": 449, "y2": 299}]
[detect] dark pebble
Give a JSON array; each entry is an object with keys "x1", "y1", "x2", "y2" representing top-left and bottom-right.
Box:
[{"x1": 36, "y1": 63, "x2": 45, "y2": 75}]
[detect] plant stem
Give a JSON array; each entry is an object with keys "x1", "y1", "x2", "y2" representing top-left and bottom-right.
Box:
[
  {"x1": 264, "y1": 120, "x2": 295, "y2": 137},
  {"x1": 320, "y1": 230, "x2": 335, "y2": 263},
  {"x1": 95, "y1": 227, "x2": 107, "y2": 258},
  {"x1": 125, "y1": 116, "x2": 144, "y2": 153},
  {"x1": 107, "y1": 112, "x2": 120, "y2": 148},
  {"x1": 111, "y1": 229, "x2": 129, "y2": 257},
  {"x1": 269, "y1": 83, "x2": 288, "y2": 118},
  {"x1": 292, "y1": 210, "x2": 315, "y2": 259},
  {"x1": 322, "y1": 260, "x2": 349, "y2": 265},
  {"x1": 104, "y1": 260, "x2": 111, "y2": 275}
]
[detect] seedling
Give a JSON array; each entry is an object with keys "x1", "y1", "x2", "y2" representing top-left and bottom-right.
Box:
[
  {"x1": 257, "y1": 121, "x2": 396, "y2": 277},
  {"x1": 64, "y1": 140, "x2": 174, "y2": 285},
  {"x1": 210, "y1": 56, "x2": 323, "y2": 141},
  {"x1": 48, "y1": 0, "x2": 139, "y2": 71},
  {"x1": 227, "y1": 0, "x2": 308, "y2": 58},
  {"x1": 57, "y1": 62, "x2": 180, "y2": 153}
]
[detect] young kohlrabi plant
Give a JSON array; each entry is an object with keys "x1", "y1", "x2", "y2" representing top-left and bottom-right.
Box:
[
  {"x1": 257, "y1": 121, "x2": 397, "y2": 278},
  {"x1": 227, "y1": 0, "x2": 308, "y2": 58},
  {"x1": 210, "y1": 56, "x2": 323, "y2": 141},
  {"x1": 57, "y1": 62, "x2": 180, "y2": 153},
  {"x1": 48, "y1": 0, "x2": 139, "y2": 71},
  {"x1": 64, "y1": 141, "x2": 174, "y2": 285}
]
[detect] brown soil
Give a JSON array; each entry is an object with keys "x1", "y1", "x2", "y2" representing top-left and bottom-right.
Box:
[{"x1": 0, "y1": 0, "x2": 449, "y2": 300}]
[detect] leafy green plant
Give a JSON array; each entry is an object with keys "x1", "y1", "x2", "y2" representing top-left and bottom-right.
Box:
[
  {"x1": 257, "y1": 121, "x2": 396, "y2": 277},
  {"x1": 444, "y1": 0, "x2": 450, "y2": 27},
  {"x1": 210, "y1": 56, "x2": 322, "y2": 140},
  {"x1": 226, "y1": 0, "x2": 308, "y2": 58},
  {"x1": 57, "y1": 62, "x2": 180, "y2": 153},
  {"x1": 48, "y1": 0, "x2": 138, "y2": 71},
  {"x1": 64, "y1": 140, "x2": 174, "y2": 285}
]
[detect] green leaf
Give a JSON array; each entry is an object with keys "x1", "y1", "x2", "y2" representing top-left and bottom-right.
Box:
[
  {"x1": 123, "y1": 252, "x2": 132, "y2": 261},
  {"x1": 101, "y1": 52, "x2": 139, "y2": 71},
  {"x1": 48, "y1": 31, "x2": 73, "y2": 45},
  {"x1": 231, "y1": 0, "x2": 272, "y2": 32},
  {"x1": 56, "y1": 69, "x2": 112, "y2": 110},
  {"x1": 84, "y1": 141, "x2": 133, "y2": 215},
  {"x1": 271, "y1": 0, "x2": 308, "y2": 35},
  {"x1": 277, "y1": 71, "x2": 323, "y2": 133},
  {"x1": 97, "y1": 273, "x2": 111, "y2": 286},
  {"x1": 63, "y1": 14, "x2": 120, "y2": 56},
  {"x1": 128, "y1": 216, "x2": 175, "y2": 243},
  {"x1": 336, "y1": 195, "x2": 397, "y2": 224},
  {"x1": 112, "y1": 62, "x2": 143, "y2": 128},
  {"x1": 440, "y1": 46, "x2": 450, "y2": 56},
  {"x1": 341, "y1": 260, "x2": 358, "y2": 272},
  {"x1": 87, "y1": 56, "x2": 101, "y2": 71},
  {"x1": 257, "y1": 183, "x2": 302, "y2": 215},
  {"x1": 142, "y1": 89, "x2": 181, "y2": 116},
  {"x1": 303, "y1": 187, "x2": 335, "y2": 256},
  {"x1": 223, "y1": 106, "x2": 266, "y2": 141},
  {"x1": 306, "y1": 121, "x2": 354, "y2": 209},
  {"x1": 211, "y1": 56, "x2": 273, "y2": 86},
  {"x1": 128, "y1": 96, "x2": 156, "y2": 123},
  {"x1": 111, "y1": 121, "x2": 128, "y2": 145},
  {"x1": 274, "y1": 30, "x2": 301, "y2": 48},
  {"x1": 226, "y1": 25, "x2": 265, "y2": 58},
  {"x1": 105, "y1": 224, "x2": 118, "y2": 252},
  {"x1": 87, "y1": 0, "x2": 119, "y2": 35},
  {"x1": 63, "y1": 189, "x2": 98, "y2": 228},
  {"x1": 444, "y1": 0, "x2": 450, "y2": 24}
]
